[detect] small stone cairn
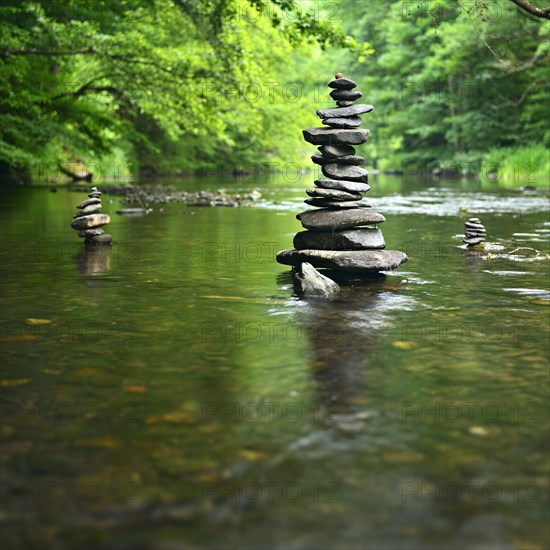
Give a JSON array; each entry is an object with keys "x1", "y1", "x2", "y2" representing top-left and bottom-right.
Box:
[
  {"x1": 276, "y1": 73, "x2": 407, "y2": 275},
  {"x1": 70, "y1": 187, "x2": 112, "y2": 245},
  {"x1": 463, "y1": 217, "x2": 486, "y2": 247}
]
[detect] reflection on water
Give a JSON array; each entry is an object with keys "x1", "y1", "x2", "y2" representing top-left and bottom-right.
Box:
[
  {"x1": 0, "y1": 176, "x2": 548, "y2": 549},
  {"x1": 74, "y1": 245, "x2": 112, "y2": 275}
]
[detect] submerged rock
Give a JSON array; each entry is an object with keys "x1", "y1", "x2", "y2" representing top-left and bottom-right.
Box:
[{"x1": 292, "y1": 262, "x2": 340, "y2": 298}]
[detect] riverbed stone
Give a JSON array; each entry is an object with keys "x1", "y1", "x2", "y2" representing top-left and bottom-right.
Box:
[
  {"x1": 70, "y1": 213, "x2": 110, "y2": 230},
  {"x1": 306, "y1": 188, "x2": 362, "y2": 201},
  {"x1": 277, "y1": 249, "x2": 408, "y2": 272},
  {"x1": 303, "y1": 127, "x2": 370, "y2": 146},
  {"x1": 78, "y1": 228, "x2": 105, "y2": 237},
  {"x1": 330, "y1": 89, "x2": 362, "y2": 101},
  {"x1": 317, "y1": 104, "x2": 374, "y2": 119},
  {"x1": 322, "y1": 164, "x2": 369, "y2": 182},
  {"x1": 314, "y1": 178, "x2": 370, "y2": 193},
  {"x1": 312, "y1": 154, "x2": 364, "y2": 166},
  {"x1": 336, "y1": 101, "x2": 354, "y2": 107},
  {"x1": 294, "y1": 228, "x2": 385, "y2": 250},
  {"x1": 318, "y1": 145, "x2": 356, "y2": 158},
  {"x1": 328, "y1": 77, "x2": 357, "y2": 90},
  {"x1": 323, "y1": 116, "x2": 363, "y2": 129},
  {"x1": 297, "y1": 208, "x2": 385, "y2": 230}
]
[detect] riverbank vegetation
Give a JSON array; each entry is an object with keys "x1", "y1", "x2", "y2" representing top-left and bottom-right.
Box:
[{"x1": 1, "y1": 0, "x2": 548, "y2": 185}]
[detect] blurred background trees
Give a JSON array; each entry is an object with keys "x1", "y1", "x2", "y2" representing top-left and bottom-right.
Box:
[{"x1": 1, "y1": 0, "x2": 548, "y2": 183}]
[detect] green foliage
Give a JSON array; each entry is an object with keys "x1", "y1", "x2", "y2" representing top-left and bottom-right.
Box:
[
  {"x1": 320, "y1": 0, "x2": 550, "y2": 179},
  {"x1": 481, "y1": 143, "x2": 550, "y2": 185},
  {"x1": 1, "y1": 0, "x2": 547, "y2": 184},
  {"x1": 0, "y1": 0, "x2": 371, "y2": 182}
]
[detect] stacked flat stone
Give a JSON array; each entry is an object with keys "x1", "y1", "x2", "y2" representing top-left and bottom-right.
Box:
[
  {"x1": 463, "y1": 217, "x2": 486, "y2": 246},
  {"x1": 70, "y1": 187, "x2": 112, "y2": 245},
  {"x1": 276, "y1": 73, "x2": 407, "y2": 274}
]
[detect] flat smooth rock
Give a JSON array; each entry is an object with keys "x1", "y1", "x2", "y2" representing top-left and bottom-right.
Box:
[
  {"x1": 315, "y1": 178, "x2": 370, "y2": 193},
  {"x1": 318, "y1": 145, "x2": 356, "y2": 158},
  {"x1": 330, "y1": 89, "x2": 362, "y2": 101},
  {"x1": 292, "y1": 262, "x2": 339, "y2": 298},
  {"x1": 336, "y1": 101, "x2": 354, "y2": 107},
  {"x1": 322, "y1": 164, "x2": 368, "y2": 183},
  {"x1": 304, "y1": 198, "x2": 370, "y2": 208},
  {"x1": 277, "y1": 249, "x2": 408, "y2": 272},
  {"x1": 465, "y1": 223, "x2": 486, "y2": 231},
  {"x1": 306, "y1": 188, "x2": 362, "y2": 201},
  {"x1": 328, "y1": 77, "x2": 357, "y2": 90},
  {"x1": 70, "y1": 213, "x2": 110, "y2": 230},
  {"x1": 317, "y1": 104, "x2": 373, "y2": 119},
  {"x1": 297, "y1": 208, "x2": 385, "y2": 230},
  {"x1": 312, "y1": 154, "x2": 364, "y2": 166},
  {"x1": 85, "y1": 234, "x2": 113, "y2": 245},
  {"x1": 463, "y1": 237, "x2": 484, "y2": 245},
  {"x1": 77, "y1": 198, "x2": 101, "y2": 209},
  {"x1": 323, "y1": 116, "x2": 362, "y2": 129},
  {"x1": 78, "y1": 228, "x2": 105, "y2": 237},
  {"x1": 74, "y1": 204, "x2": 101, "y2": 217},
  {"x1": 294, "y1": 228, "x2": 385, "y2": 250},
  {"x1": 303, "y1": 127, "x2": 369, "y2": 146},
  {"x1": 465, "y1": 230, "x2": 486, "y2": 236}
]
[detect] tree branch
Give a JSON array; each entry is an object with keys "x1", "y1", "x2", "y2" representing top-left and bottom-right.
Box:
[{"x1": 509, "y1": 0, "x2": 550, "y2": 19}]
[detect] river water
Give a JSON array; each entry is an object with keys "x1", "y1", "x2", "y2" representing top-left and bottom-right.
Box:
[{"x1": 1, "y1": 173, "x2": 549, "y2": 549}]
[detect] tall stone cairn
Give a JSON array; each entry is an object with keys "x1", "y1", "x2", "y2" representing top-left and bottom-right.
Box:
[
  {"x1": 276, "y1": 73, "x2": 408, "y2": 274},
  {"x1": 70, "y1": 187, "x2": 113, "y2": 245}
]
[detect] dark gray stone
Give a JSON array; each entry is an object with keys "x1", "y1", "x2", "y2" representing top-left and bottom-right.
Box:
[
  {"x1": 463, "y1": 237, "x2": 484, "y2": 245},
  {"x1": 78, "y1": 228, "x2": 104, "y2": 238},
  {"x1": 317, "y1": 104, "x2": 373, "y2": 119},
  {"x1": 336, "y1": 101, "x2": 354, "y2": 107},
  {"x1": 306, "y1": 188, "x2": 362, "y2": 201},
  {"x1": 292, "y1": 262, "x2": 339, "y2": 298},
  {"x1": 328, "y1": 77, "x2": 357, "y2": 90},
  {"x1": 74, "y1": 204, "x2": 102, "y2": 217},
  {"x1": 294, "y1": 228, "x2": 385, "y2": 250},
  {"x1": 70, "y1": 213, "x2": 110, "y2": 230},
  {"x1": 85, "y1": 234, "x2": 113, "y2": 245},
  {"x1": 303, "y1": 127, "x2": 369, "y2": 146},
  {"x1": 312, "y1": 154, "x2": 364, "y2": 166},
  {"x1": 277, "y1": 249, "x2": 408, "y2": 272},
  {"x1": 297, "y1": 208, "x2": 385, "y2": 231},
  {"x1": 322, "y1": 164, "x2": 369, "y2": 183},
  {"x1": 465, "y1": 223, "x2": 486, "y2": 231},
  {"x1": 304, "y1": 199, "x2": 371, "y2": 208},
  {"x1": 323, "y1": 116, "x2": 362, "y2": 129},
  {"x1": 315, "y1": 178, "x2": 370, "y2": 193},
  {"x1": 330, "y1": 89, "x2": 362, "y2": 101},
  {"x1": 77, "y1": 198, "x2": 101, "y2": 209},
  {"x1": 318, "y1": 145, "x2": 356, "y2": 158}
]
